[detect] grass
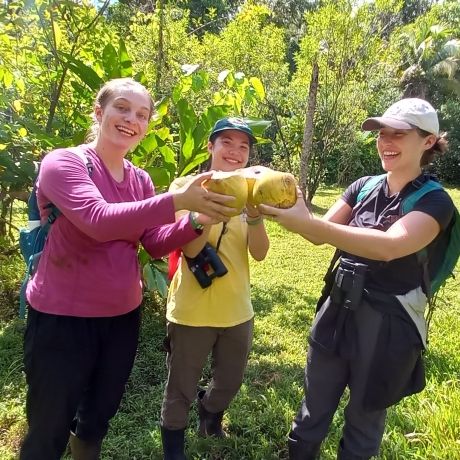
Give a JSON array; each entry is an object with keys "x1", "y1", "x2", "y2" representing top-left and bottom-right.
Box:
[{"x1": 0, "y1": 184, "x2": 459, "y2": 459}]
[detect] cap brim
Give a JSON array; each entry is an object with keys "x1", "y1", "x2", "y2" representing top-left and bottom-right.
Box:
[
  {"x1": 361, "y1": 117, "x2": 413, "y2": 131},
  {"x1": 210, "y1": 127, "x2": 257, "y2": 144}
]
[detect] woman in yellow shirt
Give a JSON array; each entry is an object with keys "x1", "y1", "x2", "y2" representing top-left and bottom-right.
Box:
[{"x1": 160, "y1": 118, "x2": 270, "y2": 459}]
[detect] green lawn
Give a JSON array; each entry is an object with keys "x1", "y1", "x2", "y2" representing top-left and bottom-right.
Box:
[{"x1": 1, "y1": 185, "x2": 459, "y2": 459}]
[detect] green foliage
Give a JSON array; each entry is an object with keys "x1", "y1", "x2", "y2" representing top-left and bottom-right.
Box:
[
  {"x1": 131, "y1": 67, "x2": 270, "y2": 190},
  {"x1": 435, "y1": 99, "x2": 460, "y2": 184},
  {"x1": 0, "y1": 0, "x2": 118, "y2": 236},
  {"x1": 279, "y1": 0, "x2": 401, "y2": 196},
  {"x1": 395, "y1": 11, "x2": 460, "y2": 98},
  {"x1": 1, "y1": 186, "x2": 459, "y2": 459},
  {"x1": 200, "y1": 2, "x2": 290, "y2": 99},
  {"x1": 128, "y1": 7, "x2": 203, "y2": 98}
]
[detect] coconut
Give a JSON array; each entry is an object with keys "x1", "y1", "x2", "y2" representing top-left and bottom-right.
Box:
[
  {"x1": 238, "y1": 166, "x2": 297, "y2": 208},
  {"x1": 202, "y1": 171, "x2": 249, "y2": 216}
]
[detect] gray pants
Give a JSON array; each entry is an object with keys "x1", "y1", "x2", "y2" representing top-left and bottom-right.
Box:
[
  {"x1": 292, "y1": 299, "x2": 387, "y2": 458},
  {"x1": 161, "y1": 319, "x2": 254, "y2": 430}
]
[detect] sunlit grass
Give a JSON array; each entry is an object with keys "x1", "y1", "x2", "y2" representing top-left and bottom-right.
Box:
[{"x1": 0, "y1": 185, "x2": 459, "y2": 459}]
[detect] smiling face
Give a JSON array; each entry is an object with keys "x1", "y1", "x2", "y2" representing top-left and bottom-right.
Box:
[
  {"x1": 95, "y1": 86, "x2": 151, "y2": 153},
  {"x1": 376, "y1": 127, "x2": 436, "y2": 173},
  {"x1": 208, "y1": 130, "x2": 251, "y2": 172}
]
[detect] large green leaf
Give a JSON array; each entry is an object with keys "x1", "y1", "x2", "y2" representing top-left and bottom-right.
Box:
[
  {"x1": 118, "y1": 38, "x2": 132, "y2": 77},
  {"x1": 102, "y1": 43, "x2": 119, "y2": 79},
  {"x1": 181, "y1": 131, "x2": 195, "y2": 161},
  {"x1": 249, "y1": 76, "x2": 265, "y2": 100},
  {"x1": 146, "y1": 166, "x2": 172, "y2": 189},
  {"x1": 60, "y1": 52, "x2": 103, "y2": 91},
  {"x1": 181, "y1": 151, "x2": 209, "y2": 176},
  {"x1": 154, "y1": 267, "x2": 169, "y2": 298},
  {"x1": 245, "y1": 118, "x2": 272, "y2": 137}
]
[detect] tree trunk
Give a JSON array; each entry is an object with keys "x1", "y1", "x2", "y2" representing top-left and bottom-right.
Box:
[
  {"x1": 299, "y1": 61, "x2": 319, "y2": 203},
  {"x1": 155, "y1": 0, "x2": 165, "y2": 96}
]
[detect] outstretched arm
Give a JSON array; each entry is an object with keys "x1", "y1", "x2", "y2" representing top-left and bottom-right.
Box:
[{"x1": 259, "y1": 191, "x2": 440, "y2": 262}]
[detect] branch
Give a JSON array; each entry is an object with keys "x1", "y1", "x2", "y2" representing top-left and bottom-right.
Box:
[
  {"x1": 43, "y1": 0, "x2": 111, "y2": 133},
  {"x1": 187, "y1": 16, "x2": 227, "y2": 37},
  {"x1": 266, "y1": 100, "x2": 293, "y2": 172}
]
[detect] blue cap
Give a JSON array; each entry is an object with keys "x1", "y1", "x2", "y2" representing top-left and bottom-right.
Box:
[{"x1": 209, "y1": 117, "x2": 257, "y2": 144}]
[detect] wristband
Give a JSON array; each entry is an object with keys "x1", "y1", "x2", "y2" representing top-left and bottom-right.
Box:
[
  {"x1": 246, "y1": 215, "x2": 263, "y2": 226},
  {"x1": 189, "y1": 211, "x2": 204, "y2": 233}
]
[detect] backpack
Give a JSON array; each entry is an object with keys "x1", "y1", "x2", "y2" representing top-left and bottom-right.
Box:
[
  {"x1": 18, "y1": 148, "x2": 93, "y2": 318},
  {"x1": 356, "y1": 174, "x2": 460, "y2": 324}
]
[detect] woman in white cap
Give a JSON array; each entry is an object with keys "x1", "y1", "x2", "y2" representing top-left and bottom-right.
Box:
[{"x1": 260, "y1": 98, "x2": 455, "y2": 459}]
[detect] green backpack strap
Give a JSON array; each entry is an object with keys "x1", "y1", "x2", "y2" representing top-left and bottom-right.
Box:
[
  {"x1": 401, "y1": 180, "x2": 443, "y2": 296},
  {"x1": 401, "y1": 179, "x2": 442, "y2": 214},
  {"x1": 401, "y1": 179, "x2": 459, "y2": 340},
  {"x1": 401, "y1": 179, "x2": 443, "y2": 298},
  {"x1": 356, "y1": 174, "x2": 386, "y2": 204}
]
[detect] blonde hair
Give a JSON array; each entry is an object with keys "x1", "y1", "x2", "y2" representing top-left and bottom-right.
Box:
[{"x1": 85, "y1": 78, "x2": 154, "y2": 142}]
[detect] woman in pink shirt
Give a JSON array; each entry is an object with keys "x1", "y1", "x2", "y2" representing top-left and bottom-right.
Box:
[{"x1": 20, "y1": 78, "x2": 233, "y2": 460}]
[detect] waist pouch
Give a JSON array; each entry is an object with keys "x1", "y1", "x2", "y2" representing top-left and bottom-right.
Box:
[{"x1": 309, "y1": 260, "x2": 368, "y2": 356}]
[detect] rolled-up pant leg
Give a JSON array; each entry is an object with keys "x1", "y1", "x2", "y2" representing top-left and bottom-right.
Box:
[{"x1": 201, "y1": 319, "x2": 254, "y2": 414}]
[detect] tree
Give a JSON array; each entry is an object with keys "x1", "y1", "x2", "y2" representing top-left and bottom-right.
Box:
[
  {"x1": 398, "y1": 22, "x2": 460, "y2": 98},
  {"x1": 287, "y1": 0, "x2": 401, "y2": 201},
  {"x1": 0, "y1": 0, "x2": 117, "y2": 238},
  {"x1": 200, "y1": 2, "x2": 289, "y2": 98},
  {"x1": 127, "y1": 7, "x2": 203, "y2": 99}
]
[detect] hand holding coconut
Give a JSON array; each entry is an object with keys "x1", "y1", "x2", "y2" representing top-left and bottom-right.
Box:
[
  {"x1": 200, "y1": 166, "x2": 298, "y2": 219},
  {"x1": 171, "y1": 171, "x2": 236, "y2": 222},
  {"x1": 259, "y1": 187, "x2": 314, "y2": 235}
]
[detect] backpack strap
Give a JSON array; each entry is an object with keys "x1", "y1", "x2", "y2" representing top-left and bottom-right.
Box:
[
  {"x1": 400, "y1": 179, "x2": 443, "y2": 299},
  {"x1": 400, "y1": 178, "x2": 445, "y2": 342},
  {"x1": 19, "y1": 147, "x2": 94, "y2": 319},
  {"x1": 43, "y1": 148, "x2": 94, "y2": 224},
  {"x1": 401, "y1": 179, "x2": 442, "y2": 214},
  {"x1": 356, "y1": 174, "x2": 386, "y2": 204},
  {"x1": 68, "y1": 146, "x2": 94, "y2": 176}
]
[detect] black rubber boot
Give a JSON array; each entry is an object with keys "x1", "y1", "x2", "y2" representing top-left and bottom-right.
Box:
[
  {"x1": 69, "y1": 433, "x2": 102, "y2": 460},
  {"x1": 287, "y1": 432, "x2": 321, "y2": 460},
  {"x1": 161, "y1": 426, "x2": 187, "y2": 460},
  {"x1": 197, "y1": 390, "x2": 227, "y2": 438},
  {"x1": 337, "y1": 438, "x2": 372, "y2": 460}
]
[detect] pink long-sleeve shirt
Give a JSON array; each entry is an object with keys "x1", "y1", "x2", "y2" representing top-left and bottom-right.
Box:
[{"x1": 27, "y1": 144, "x2": 198, "y2": 317}]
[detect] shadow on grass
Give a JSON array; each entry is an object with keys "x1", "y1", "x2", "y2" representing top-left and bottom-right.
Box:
[
  {"x1": 422, "y1": 347, "x2": 460, "y2": 384},
  {"x1": 311, "y1": 203, "x2": 329, "y2": 215},
  {"x1": 251, "y1": 283, "x2": 318, "y2": 321}
]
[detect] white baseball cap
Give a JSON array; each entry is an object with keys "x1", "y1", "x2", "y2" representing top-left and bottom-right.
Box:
[{"x1": 362, "y1": 98, "x2": 439, "y2": 136}]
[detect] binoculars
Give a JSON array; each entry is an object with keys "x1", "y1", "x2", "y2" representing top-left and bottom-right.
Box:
[{"x1": 185, "y1": 243, "x2": 228, "y2": 288}]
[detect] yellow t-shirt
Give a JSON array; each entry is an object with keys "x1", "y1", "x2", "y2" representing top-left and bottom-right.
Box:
[{"x1": 166, "y1": 178, "x2": 253, "y2": 327}]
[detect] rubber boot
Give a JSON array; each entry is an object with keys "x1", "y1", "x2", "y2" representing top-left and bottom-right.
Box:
[
  {"x1": 197, "y1": 390, "x2": 227, "y2": 438},
  {"x1": 337, "y1": 438, "x2": 371, "y2": 460},
  {"x1": 287, "y1": 432, "x2": 321, "y2": 460},
  {"x1": 69, "y1": 433, "x2": 102, "y2": 460},
  {"x1": 161, "y1": 426, "x2": 187, "y2": 460}
]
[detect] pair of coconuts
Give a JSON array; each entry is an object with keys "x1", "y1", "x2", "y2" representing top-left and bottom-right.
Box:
[{"x1": 202, "y1": 166, "x2": 297, "y2": 217}]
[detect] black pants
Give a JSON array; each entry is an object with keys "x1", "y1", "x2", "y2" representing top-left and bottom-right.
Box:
[
  {"x1": 292, "y1": 299, "x2": 387, "y2": 458},
  {"x1": 20, "y1": 306, "x2": 141, "y2": 460}
]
